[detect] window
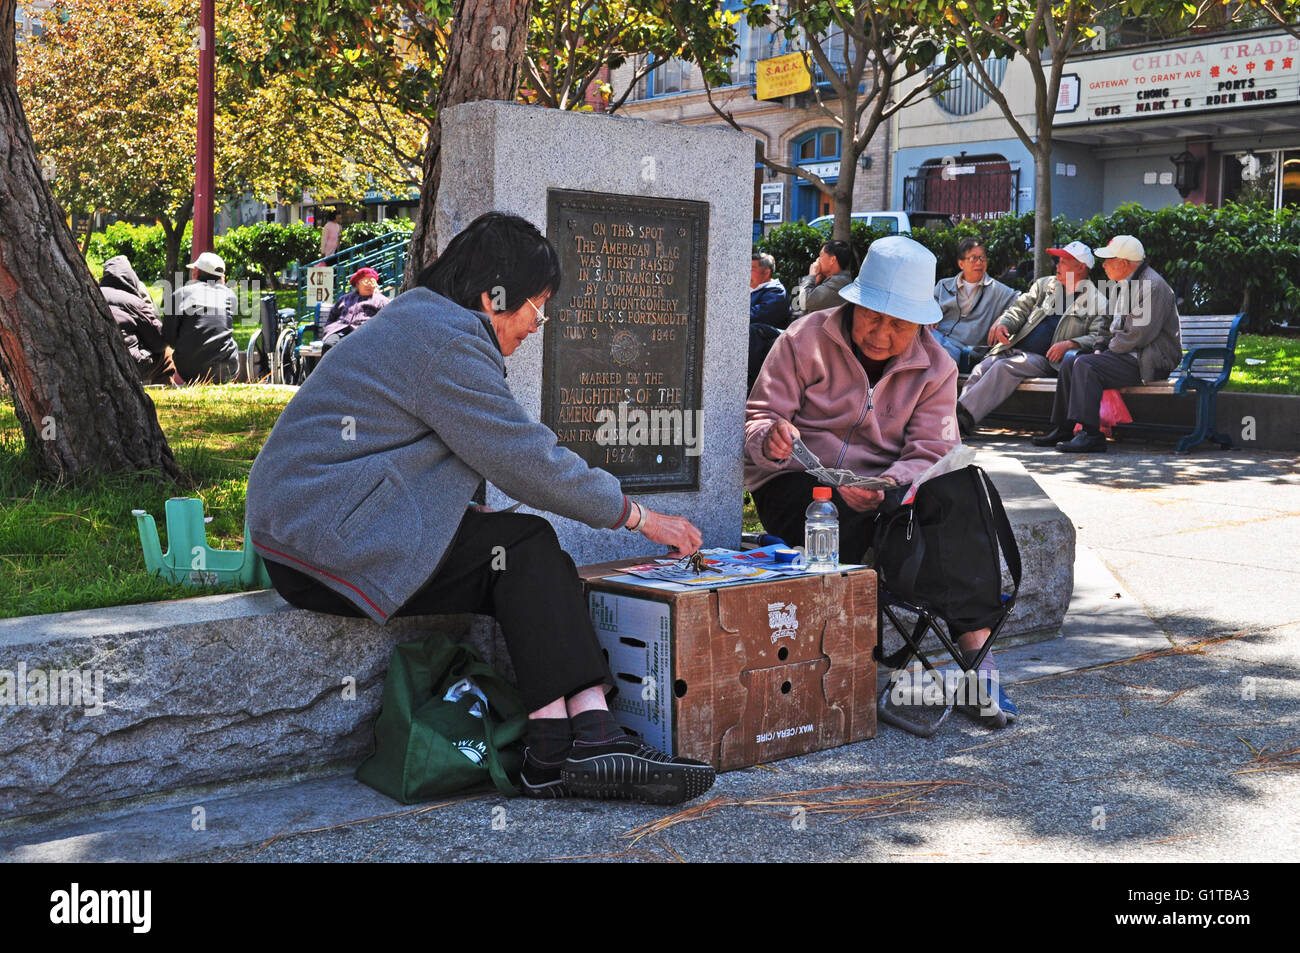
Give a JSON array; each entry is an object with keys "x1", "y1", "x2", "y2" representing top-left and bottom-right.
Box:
[
  {"x1": 792, "y1": 129, "x2": 841, "y2": 222},
  {"x1": 654, "y1": 58, "x2": 694, "y2": 95},
  {"x1": 728, "y1": 0, "x2": 779, "y2": 84},
  {"x1": 794, "y1": 128, "x2": 840, "y2": 165},
  {"x1": 929, "y1": 55, "x2": 1007, "y2": 116},
  {"x1": 1221, "y1": 150, "x2": 1298, "y2": 210}
]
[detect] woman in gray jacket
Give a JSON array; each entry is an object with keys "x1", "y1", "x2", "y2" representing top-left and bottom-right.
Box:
[{"x1": 246, "y1": 213, "x2": 715, "y2": 805}]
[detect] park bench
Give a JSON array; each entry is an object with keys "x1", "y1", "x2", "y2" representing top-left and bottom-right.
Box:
[{"x1": 977, "y1": 312, "x2": 1246, "y2": 453}]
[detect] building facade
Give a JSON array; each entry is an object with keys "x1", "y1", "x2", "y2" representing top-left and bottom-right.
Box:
[
  {"x1": 891, "y1": 25, "x2": 1300, "y2": 221},
  {"x1": 611, "y1": 14, "x2": 892, "y2": 238}
]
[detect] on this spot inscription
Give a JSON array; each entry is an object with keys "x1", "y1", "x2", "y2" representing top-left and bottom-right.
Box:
[{"x1": 543, "y1": 189, "x2": 707, "y2": 492}]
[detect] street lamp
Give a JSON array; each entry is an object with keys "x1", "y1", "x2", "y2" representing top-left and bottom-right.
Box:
[{"x1": 1169, "y1": 149, "x2": 1202, "y2": 200}]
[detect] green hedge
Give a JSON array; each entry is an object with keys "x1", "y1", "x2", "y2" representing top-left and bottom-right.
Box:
[
  {"x1": 340, "y1": 217, "x2": 414, "y2": 249},
  {"x1": 754, "y1": 220, "x2": 894, "y2": 294},
  {"x1": 759, "y1": 203, "x2": 1300, "y2": 329},
  {"x1": 215, "y1": 222, "x2": 320, "y2": 287},
  {"x1": 84, "y1": 220, "x2": 417, "y2": 287},
  {"x1": 85, "y1": 222, "x2": 183, "y2": 283}
]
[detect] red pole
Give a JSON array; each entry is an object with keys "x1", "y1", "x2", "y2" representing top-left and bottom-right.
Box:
[{"x1": 192, "y1": 0, "x2": 216, "y2": 257}]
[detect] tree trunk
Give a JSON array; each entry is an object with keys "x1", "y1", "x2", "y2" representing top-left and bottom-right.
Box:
[
  {"x1": 0, "y1": 2, "x2": 178, "y2": 482},
  {"x1": 831, "y1": 170, "x2": 856, "y2": 243},
  {"x1": 831, "y1": 93, "x2": 860, "y2": 244},
  {"x1": 160, "y1": 198, "x2": 193, "y2": 288},
  {"x1": 403, "y1": 0, "x2": 532, "y2": 289},
  {"x1": 1032, "y1": 137, "x2": 1053, "y2": 278}
]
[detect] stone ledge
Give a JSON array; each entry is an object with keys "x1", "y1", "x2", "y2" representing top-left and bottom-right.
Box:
[
  {"x1": 0, "y1": 594, "x2": 511, "y2": 821},
  {"x1": 0, "y1": 455, "x2": 1071, "y2": 821}
]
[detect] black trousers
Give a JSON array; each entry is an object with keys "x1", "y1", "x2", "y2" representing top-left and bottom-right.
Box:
[
  {"x1": 320, "y1": 327, "x2": 354, "y2": 354},
  {"x1": 752, "y1": 471, "x2": 879, "y2": 563},
  {"x1": 265, "y1": 510, "x2": 613, "y2": 713},
  {"x1": 1051, "y1": 350, "x2": 1142, "y2": 429}
]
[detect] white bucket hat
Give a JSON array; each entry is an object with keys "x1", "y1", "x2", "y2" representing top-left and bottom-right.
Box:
[
  {"x1": 838, "y1": 235, "x2": 942, "y2": 325},
  {"x1": 187, "y1": 251, "x2": 227, "y2": 277}
]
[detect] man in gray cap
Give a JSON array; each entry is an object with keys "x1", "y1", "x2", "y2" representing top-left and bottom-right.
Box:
[
  {"x1": 957, "y1": 241, "x2": 1107, "y2": 437},
  {"x1": 1035, "y1": 235, "x2": 1181, "y2": 452},
  {"x1": 166, "y1": 251, "x2": 240, "y2": 384}
]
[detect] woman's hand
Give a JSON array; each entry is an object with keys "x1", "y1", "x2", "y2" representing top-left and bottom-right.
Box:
[
  {"x1": 638, "y1": 509, "x2": 702, "y2": 558},
  {"x1": 762, "y1": 419, "x2": 800, "y2": 462},
  {"x1": 838, "y1": 486, "x2": 886, "y2": 513}
]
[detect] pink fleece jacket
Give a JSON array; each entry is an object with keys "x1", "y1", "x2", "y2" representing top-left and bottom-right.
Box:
[{"x1": 744, "y1": 306, "x2": 959, "y2": 491}]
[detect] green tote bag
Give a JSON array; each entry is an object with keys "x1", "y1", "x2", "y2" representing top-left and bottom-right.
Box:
[{"x1": 356, "y1": 633, "x2": 526, "y2": 802}]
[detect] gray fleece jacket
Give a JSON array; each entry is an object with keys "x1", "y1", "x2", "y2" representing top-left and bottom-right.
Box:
[{"x1": 246, "y1": 287, "x2": 628, "y2": 622}]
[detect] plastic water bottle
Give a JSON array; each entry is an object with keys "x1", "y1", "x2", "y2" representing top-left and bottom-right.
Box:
[{"x1": 804, "y1": 487, "x2": 839, "y2": 572}]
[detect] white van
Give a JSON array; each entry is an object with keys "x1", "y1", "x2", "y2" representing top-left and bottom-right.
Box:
[{"x1": 808, "y1": 211, "x2": 952, "y2": 234}]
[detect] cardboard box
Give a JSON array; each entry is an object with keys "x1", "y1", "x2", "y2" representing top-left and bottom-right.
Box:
[{"x1": 580, "y1": 561, "x2": 877, "y2": 771}]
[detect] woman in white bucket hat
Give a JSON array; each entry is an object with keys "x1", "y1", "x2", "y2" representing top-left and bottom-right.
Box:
[{"x1": 745, "y1": 235, "x2": 1016, "y2": 727}]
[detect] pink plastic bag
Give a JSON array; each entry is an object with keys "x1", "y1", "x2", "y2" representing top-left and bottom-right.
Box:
[{"x1": 1099, "y1": 388, "x2": 1133, "y2": 436}]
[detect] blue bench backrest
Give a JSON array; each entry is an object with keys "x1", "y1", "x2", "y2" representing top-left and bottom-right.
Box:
[{"x1": 1170, "y1": 313, "x2": 1245, "y2": 383}]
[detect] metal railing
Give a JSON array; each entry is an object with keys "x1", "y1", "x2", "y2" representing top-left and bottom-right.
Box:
[{"x1": 296, "y1": 231, "x2": 410, "y2": 318}]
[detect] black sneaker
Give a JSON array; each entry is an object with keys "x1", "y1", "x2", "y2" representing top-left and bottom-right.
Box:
[
  {"x1": 561, "y1": 737, "x2": 716, "y2": 805},
  {"x1": 1032, "y1": 426, "x2": 1071, "y2": 447},
  {"x1": 956, "y1": 404, "x2": 976, "y2": 438},
  {"x1": 519, "y1": 748, "x2": 570, "y2": 798}
]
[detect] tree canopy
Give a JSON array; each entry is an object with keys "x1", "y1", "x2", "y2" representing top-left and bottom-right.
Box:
[{"x1": 19, "y1": 0, "x2": 420, "y2": 277}]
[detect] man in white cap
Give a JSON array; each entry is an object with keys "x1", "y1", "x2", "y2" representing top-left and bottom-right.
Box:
[
  {"x1": 957, "y1": 240, "x2": 1107, "y2": 436},
  {"x1": 1035, "y1": 234, "x2": 1181, "y2": 452},
  {"x1": 166, "y1": 250, "x2": 240, "y2": 384},
  {"x1": 745, "y1": 235, "x2": 1016, "y2": 728}
]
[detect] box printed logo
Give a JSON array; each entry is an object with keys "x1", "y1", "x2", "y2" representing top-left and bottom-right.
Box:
[{"x1": 768, "y1": 601, "x2": 799, "y2": 643}]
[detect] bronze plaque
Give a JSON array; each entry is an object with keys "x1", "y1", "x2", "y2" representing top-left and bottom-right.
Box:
[{"x1": 543, "y1": 189, "x2": 708, "y2": 492}]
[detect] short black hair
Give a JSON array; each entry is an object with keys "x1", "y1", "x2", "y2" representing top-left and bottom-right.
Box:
[
  {"x1": 957, "y1": 237, "x2": 986, "y2": 260},
  {"x1": 821, "y1": 240, "x2": 856, "y2": 272},
  {"x1": 417, "y1": 212, "x2": 562, "y2": 314}
]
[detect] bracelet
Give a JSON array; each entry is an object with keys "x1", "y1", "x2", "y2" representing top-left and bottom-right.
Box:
[{"x1": 625, "y1": 500, "x2": 643, "y2": 532}]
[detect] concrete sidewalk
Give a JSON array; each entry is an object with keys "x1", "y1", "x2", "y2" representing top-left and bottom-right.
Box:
[{"x1": 3, "y1": 441, "x2": 1298, "y2": 862}]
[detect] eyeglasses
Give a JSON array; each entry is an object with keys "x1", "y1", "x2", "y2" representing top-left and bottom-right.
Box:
[
  {"x1": 963, "y1": 255, "x2": 988, "y2": 263},
  {"x1": 524, "y1": 296, "x2": 548, "y2": 328}
]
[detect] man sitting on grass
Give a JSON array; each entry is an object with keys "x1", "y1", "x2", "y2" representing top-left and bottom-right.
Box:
[{"x1": 167, "y1": 252, "x2": 239, "y2": 384}]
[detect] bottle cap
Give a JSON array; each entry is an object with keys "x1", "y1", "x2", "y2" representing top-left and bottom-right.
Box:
[{"x1": 812, "y1": 486, "x2": 832, "y2": 501}]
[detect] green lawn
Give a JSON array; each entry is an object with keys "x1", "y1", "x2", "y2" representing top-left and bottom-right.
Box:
[
  {"x1": 1225, "y1": 333, "x2": 1300, "y2": 396},
  {"x1": 0, "y1": 385, "x2": 293, "y2": 619}
]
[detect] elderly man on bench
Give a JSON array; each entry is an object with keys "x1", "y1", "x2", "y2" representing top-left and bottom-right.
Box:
[
  {"x1": 1034, "y1": 235, "x2": 1182, "y2": 453},
  {"x1": 956, "y1": 241, "x2": 1107, "y2": 438}
]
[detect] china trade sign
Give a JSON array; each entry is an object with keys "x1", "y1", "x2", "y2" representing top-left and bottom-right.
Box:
[{"x1": 1055, "y1": 30, "x2": 1298, "y2": 125}]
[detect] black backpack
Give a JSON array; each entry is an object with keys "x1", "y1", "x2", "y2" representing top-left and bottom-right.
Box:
[{"x1": 872, "y1": 465, "x2": 1021, "y2": 633}]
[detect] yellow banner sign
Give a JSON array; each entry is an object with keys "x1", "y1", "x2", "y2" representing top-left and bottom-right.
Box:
[{"x1": 756, "y1": 52, "x2": 811, "y2": 100}]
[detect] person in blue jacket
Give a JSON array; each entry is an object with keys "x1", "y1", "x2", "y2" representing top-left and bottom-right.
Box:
[{"x1": 748, "y1": 252, "x2": 791, "y2": 390}]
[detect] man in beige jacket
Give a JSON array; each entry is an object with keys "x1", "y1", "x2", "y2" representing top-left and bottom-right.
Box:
[{"x1": 957, "y1": 241, "x2": 1107, "y2": 436}]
